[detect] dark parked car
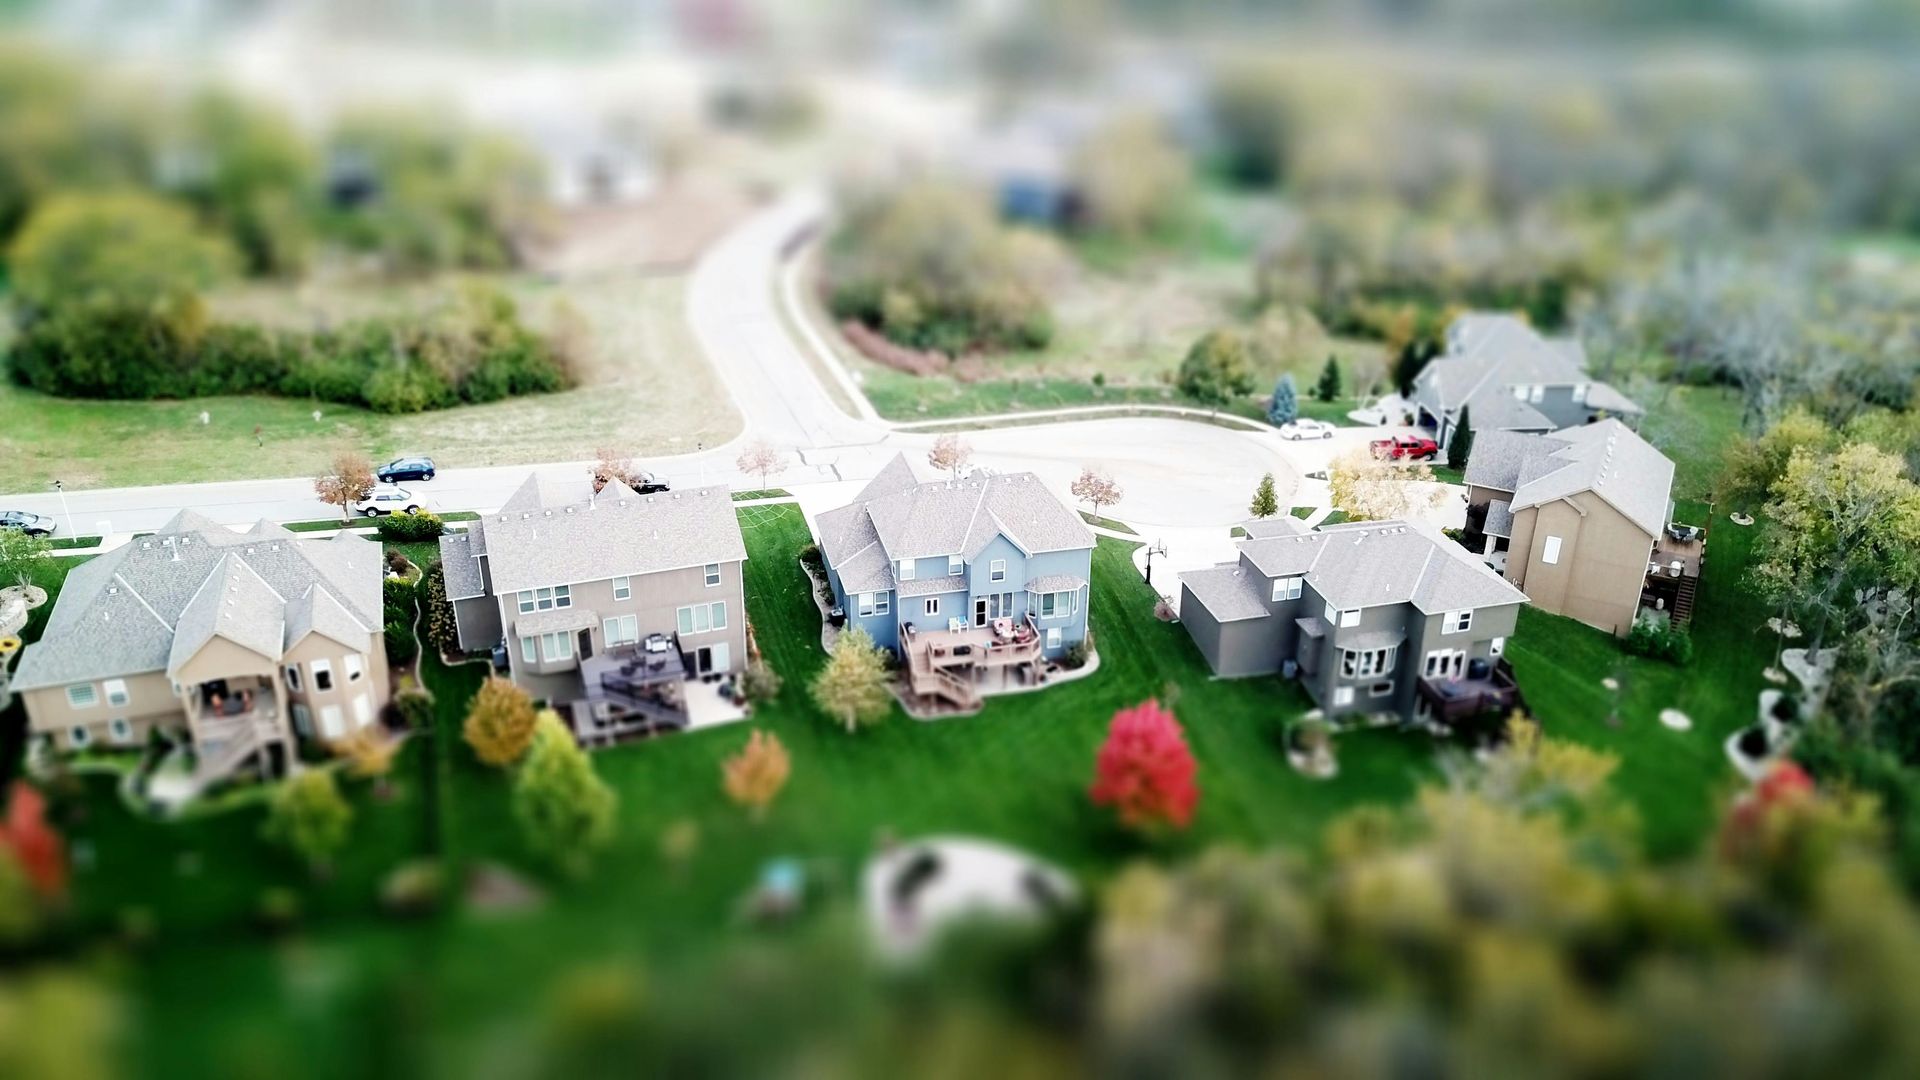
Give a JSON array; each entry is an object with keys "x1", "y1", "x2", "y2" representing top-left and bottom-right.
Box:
[
  {"x1": 377, "y1": 456, "x2": 437, "y2": 483},
  {"x1": 0, "y1": 509, "x2": 57, "y2": 537}
]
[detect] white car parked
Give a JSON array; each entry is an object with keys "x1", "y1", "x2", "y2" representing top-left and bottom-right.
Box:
[
  {"x1": 354, "y1": 485, "x2": 423, "y2": 517},
  {"x1": 1277, "y1": 418, "x2": 1337, "y2": 440}
]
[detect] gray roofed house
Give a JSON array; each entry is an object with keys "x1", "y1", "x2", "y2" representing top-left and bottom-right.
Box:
[
  {"x1": 1463, "y1": 417, "x2": 1679, "y2": 638},
  {"x1": 432, "y1": 469, "x2": 752, "y2": 742},
  {"x1": 1411, "y1": 313, "x2": 1642, "y2": 450},
  {"x1": 1178, "y1": 517, "x2": 1528, "y2": 722},
  {"x1": 12, "y1": 513, "x2": 391, "y2": 789},
  {"x1": 817, "y1": 453, "x2": 1096, "y2": 711}
]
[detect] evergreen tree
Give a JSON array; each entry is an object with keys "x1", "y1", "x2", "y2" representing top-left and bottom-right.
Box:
[
  {"x1": 1266, "y1": 373, "x2": 1298, "y2": 426},
  {"x1": 1314, "y1": 355, "x2": 1342, "y2": 402},
  {"x1": 1249, "y1": 473, "x2": 1280, "y2": 518},
  {"x1": 1393, "y1": 337, "x2": 1435, "y2": 396},
  {"x1": 1448, "y1": 404, "x2": 1475, "y2": 471}
]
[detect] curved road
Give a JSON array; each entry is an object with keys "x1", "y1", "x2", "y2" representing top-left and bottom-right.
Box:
[{"x1": 8, "y1": 190, "x2": 1339, "y2": 535}]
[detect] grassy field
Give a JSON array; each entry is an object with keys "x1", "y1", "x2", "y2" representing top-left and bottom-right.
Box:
[
  {"x1": 0, "y1": 272, "x2": 740, "y2": 494},
  {"x1": 1636, "y1": 384, "x2": 1744, "y2": 502}
]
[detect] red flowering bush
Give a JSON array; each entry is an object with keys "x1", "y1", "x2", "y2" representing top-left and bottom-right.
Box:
[
  {"x1": 1090, "y1": 699, "x2": 1199, "y2": 832},
  {"x1": 0, "y1": 781, "x2": 67, "y2": 901}
]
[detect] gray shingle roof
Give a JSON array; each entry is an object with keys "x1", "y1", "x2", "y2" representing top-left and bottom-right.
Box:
[
  {"x1": 1415, "y1": 313, "x2": 1637, "y2": 429},
  {"x1": 1179, "y1": 563, "x2": 1270, "y2": 622},
  {"x1": 1465, "y1": 430, "x2": 1565, "y2": 492},
  {"x1": 12, "y1": 518, "x2": 383, "y2": 691},
  {"x1": 1026, "y1": 574, "x2": 1088, "y2": 593},
  {"x1": 1508, "y1": 419, "x2": 1673, "y2": 537},
  {"x1": 818, "y1": 454, "x2": 1093, "y2": 594},
  {"x1": 897, "y1": 576, "x2": 968, "y2": 598},
  {"x1": 514, "y1": 606, "x2": 600, "y2": 637},
  {"x1": 1483, "y1": 499, "x2": 1515, "y2": 539},
  {"x1": 1240, "y1": 516, "x2": 1308, "y2": 539},
  {"x1": 1234, "y1": 519, "x2": 1528, "y2": 616},
  {"x1": 437, "y1": 531, "x2": 488, "y2": 601},
  {"x1": 475, "y1": 473, "x2": 747, "y2": 595},
  {"x1": 1342, "y1": 628, "x2": 1407, "y2": 651},
  {"x1": 286, "y1": 585, "x2": 370, "y2": 651},
  {"x1": 167, "y1": 555, "x2": 287, "y2": 675}
]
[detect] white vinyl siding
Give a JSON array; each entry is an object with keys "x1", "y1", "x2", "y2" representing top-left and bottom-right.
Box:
[{"x1": 66, "y1": 684, "x2": 97, "y2": 709}]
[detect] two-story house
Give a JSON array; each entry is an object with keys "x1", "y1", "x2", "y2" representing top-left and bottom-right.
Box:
[
  {"x1": 815, "y1": 454, "x2": 1095, "y2": 711},
  {"x1": 1178, "y1": 517, "x2": 1529, "y2": 725},
  {"x1": 1465, "y1": 418, "x2": 1683, "y2": 637},
  {"x1": 11, "y1": 511, "x2": 389, "y2": 788},
  {"x1": 437, "y1": 472, "x2": 748, "y2": 742},
  {"x1": 1412, "y1": 313, "x2": 1642, "y2": 448}
]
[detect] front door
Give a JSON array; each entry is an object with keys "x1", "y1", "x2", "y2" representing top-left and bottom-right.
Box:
[
  {"x1": 578, "y1": 627, "x2": 594, "y2": 661},
  {"x1": 711, "y1": 641, "x2": 730, "y2": 673}
]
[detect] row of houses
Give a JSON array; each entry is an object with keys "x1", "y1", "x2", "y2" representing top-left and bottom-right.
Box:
[{"x1": 11, "y1": 313, "x2": 1690, "y2": 791}]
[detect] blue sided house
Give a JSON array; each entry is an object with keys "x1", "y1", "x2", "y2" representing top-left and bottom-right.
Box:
[{"x1": 815, "y1": 454, "x2": 1096, "y2": 711}]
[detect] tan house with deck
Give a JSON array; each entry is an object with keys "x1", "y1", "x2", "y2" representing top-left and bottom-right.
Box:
[
  {"x1": 1465, "y1": 419, "x2": 1684, "y2": 637},
  {"x1": 11, "y1": 511, "x2": 389, "y2": 785}
]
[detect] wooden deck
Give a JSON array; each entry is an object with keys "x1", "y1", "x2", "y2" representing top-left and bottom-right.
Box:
[{"x1": 899, "y1": 615, "x2": 1044, "y2": 710}]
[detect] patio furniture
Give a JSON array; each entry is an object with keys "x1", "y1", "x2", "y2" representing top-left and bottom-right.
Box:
[{"x1": 991, "y1": 617, "x2": 1014, "y2": 639}]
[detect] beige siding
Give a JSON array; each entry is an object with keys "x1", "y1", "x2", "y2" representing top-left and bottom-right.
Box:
[
  {"x1": 498, "y1": 559, "x2": 748, "y2": 685},
  {"x1": 1506, "y1": 494, "x2": 1652, "y2": 637},
  {"x1": 23, "y1": 671, "x2": 181, "y2": 752},
  {"x1": 282, "y1": 631, "x2": 388, "y2": 738}
]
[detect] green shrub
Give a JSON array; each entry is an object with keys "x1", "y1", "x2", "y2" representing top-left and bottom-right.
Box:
[
  {"x1": 384, "y1": 619, "x2": 419, "y2": 667},
  {"x1": 1624, "y1": 619, "x2": 1693, "y2": 666},
  {"x1": 421, "y1": 561, "x2": 461, "y2": 656},
  {"x1": 391, "y1": 684, "x2": 435, "y2": 731},
  {"x1": 376, "y1": 509, "x2": 444, "y2": 542},
  {"x1": 739, "y1": 660, "x2": 784, "y2": 704}
]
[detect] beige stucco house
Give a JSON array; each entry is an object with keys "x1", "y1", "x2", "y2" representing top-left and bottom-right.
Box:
[
  {"x1": 438, "y1": 472, "x2": 748, "y2": 744},
  {"x1": 1465, "y1": 419, "x2": 1679, "y2": 637},
  {"x1": 11, "y1": 511, "x2": 390, "y2": 783}
]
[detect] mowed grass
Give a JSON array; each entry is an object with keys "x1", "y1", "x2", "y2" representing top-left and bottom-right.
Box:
[
  {"x1": 0, "y1": 273, "x2": 740, "y2": 494},
  {"x1": 1504, "y1": 503, "x2": 1769, "y2": 855}
]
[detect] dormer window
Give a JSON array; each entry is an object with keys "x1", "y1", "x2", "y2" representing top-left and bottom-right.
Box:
[
  {"x1": 948, "y1": 556, "x2": 963, "y2": 576},
  {"x1": 1271, "y1": 575, "x2": 1303, "y2": 602},
  {"x1": 898, "y1": 559, "x2": 915, "y2": 581}
]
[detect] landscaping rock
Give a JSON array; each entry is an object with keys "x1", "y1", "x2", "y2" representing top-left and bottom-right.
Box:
[{"x1": 1659, "y1": 708, "x2": 1692, "y2": 731}]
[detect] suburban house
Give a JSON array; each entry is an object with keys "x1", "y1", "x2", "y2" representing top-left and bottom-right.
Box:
[
  {"x1": 437, "y1": 472, "x2": 747, "y2": 743},
  {"x1": 815, "y1": 454, "x2": 1095, "y2": 712},
  {"x1": 1465, "y1": 418, "x2": 1690, "y2": 636},
  {"x1": 11, "y1": 511, "x2": 389, "y2": 784},
  {"x1": 1412, "y1": 313, "x2": 1642, "y2": 448},
  {"x1": 1178, "y1": 517, "x2": 1530, "y2": 725}
]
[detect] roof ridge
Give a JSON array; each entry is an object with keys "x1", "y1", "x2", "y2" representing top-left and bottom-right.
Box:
[{"x1": 111, "y1": 571, "x2": 175, "y2": 635}]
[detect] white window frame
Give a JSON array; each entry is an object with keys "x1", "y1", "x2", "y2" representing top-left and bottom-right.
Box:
[
  {"x1": 705, "y1": 563, "x2": 722, "y2": 587},
  {"x1": 604, "y1": 614, "x2": 640, "y2": 647},
  {"x1": 677, "y1": 601, "x2": 730, "y2": 634},
  {"x1": 948, "y1": 555, "x2": 963, "y2": 576},
  {"x1": 856, "y1": 593, "x2": 875, "y2": 618},
  {"x1": 1332, "y1": 686, "x2": 1354, "y2": 707},
  {"x1": 710, "y1": 600, "x2": 728, "y2": 630},
  {"x1": 898, "y1": 559, "x2": 915, "y2": 581},
  {"x1": 612, "y1": 575, "x2": 631, "y2": 601},
  {"x1": 520, "y1": 636, "x2": 537, "y2": 663},
  {"x1": 1369, "y1": 680, "x2": 1394, "y2": 698},
  {"x1": 284, "y1": 664, "x2": 302, "y2": 692},
  {"x1": 1341, "y1": 646, "x2": 1398, "y2": 679},
  {"x1": 1443, "y1": 610, "x2": 1473, "y2": 635},
  {"x1": 67, "y1": 683, "x2": 97, "y2": 709},
  {"x1": 1572, "y1": 383, "x2": 1589, "y2": 404},
  {"x1": 1424, "y1": 649, "x2": 1466, "y2": 678},
  {"x1": 1511, "y1": 384, "x2": 1528, "y2": 401},
  {"x1": 873, "y1": 593, "x2": 889, "y2": 616},
  {"x1": 540, "y1": 631, "x2": 572, "y2": 661},
  {"x1": 311, "y1": 658, "x2": 334, "y2": 692},
  {"x1": 1528, "y1": 384, "x2": 1544, "y2": 403},
  {"x1": 1542, "y1": 535, "x2": 1563, "y2": 565},
  {"x1": 1339, "y1": 608, "x2": 1361, "y2": 628},
  {"x1": 319, "y1": 705, "x2": 344, "y2": 740},
  {"x1": 69, "y1": 725, "x2": 92, "y2": 748},
  {"x1": 518, "y1": 586, "x2": 571, "y2": 613},
  {"x1": 104, "y1": 678, "x2": 129, "y2": 707},
  {"x1": 1325, "y1": 601, "x2": 1338, "y2": 621},
  {"x1": 924, "y1": 598, "x2": 940, "y2": 617},
  {"x1": 1272, "y1": 576, "x2": 1303, "y2": 602},
  {"x1": 108, "y1": 717, "x2": 133, "y2": 743},
  {"x1": 352, "y1": 693, "x2": 374, "y2": 727},
  {"x1": 1040, "y1": 590, "x2": 1078, "y2": 619},
  {"x1": 345, "y1": 654, "x2": 364, "y2": 683},
  {"x1": 990, "y1": 559, "x2": 1007, "y2": 583}
]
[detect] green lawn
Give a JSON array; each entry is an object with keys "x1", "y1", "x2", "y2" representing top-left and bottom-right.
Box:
[
  {"x1": 1504, "y1": 502, "x2": 1768, "y2": 855},
  {"x1": 731, "y1": 489, "x2": 792, "y2": 501},
  {"x1": 1637, "y1": 384, "x2": 1745, "y2": 502},
  {"x1": 1079, "y1": 510, "x2": 1135, "y2": 534}
]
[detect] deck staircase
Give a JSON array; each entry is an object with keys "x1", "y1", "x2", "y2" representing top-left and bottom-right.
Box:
[
  {"x1": 906, "y1": 652, "x2": 980, "y2": 711},
  {"x1": 1670, "y1": 574, "x2": 1698, "y2": 631},
  {"x1": 191, "y1": 713, "x2": 284, "y2": 786}
]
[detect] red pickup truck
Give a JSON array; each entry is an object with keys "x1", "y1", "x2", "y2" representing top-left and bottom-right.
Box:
[{"x1": 1369, "y1": 434, "x2": 1441, "y2": 460}]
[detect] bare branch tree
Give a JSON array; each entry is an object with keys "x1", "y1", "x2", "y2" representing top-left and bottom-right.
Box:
[
  {"x1": 313, "y1": 450, "x2": 376, "y2": 522},
  {"x1": 1071, "y1": 467, "x2": 1125, "y2": 521},
  {"x1": 735, "y1": 441, "x2": 788, "y2": 490},
  {"x1": 928, "y1": 434, "x2": 973, "y2": 480}
]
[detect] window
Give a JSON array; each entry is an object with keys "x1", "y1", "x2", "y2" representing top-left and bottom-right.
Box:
[
  {"x1": 1541, "y1": 535, "x2": 1563, "y2": 565},
  {"x1": 1442, "y1": 610, "x2": 1473, "y2": 635},
  {"x1": 677, "y1": 601, "x2": 731, "y2": 634},
  {"x1": 319, "y1": 705, "x2": 344, "y2": 740},
  {"x1": 104, "y1": 679, "x2": 128, "y2": 707},
  {"x1": 990, "y1": 559, "x2": 1007, "y2": 583},
  {"x1": 345, "y1": 654, "x2": 364, "y2": 683},
  {"x1": 1341, "y1": 646, "x2": 1398, "y2": 678},
  {"x1": 520, "y1": 636, "x2": 538, "y2": 663},
  {"x1": 66, "y1": 684, "x2": 97, "y2": 709},
  {"x1": 1332, "y1": 686, "x2": 1354, "y2": 707},
  {"x1": 897, "y1": 559, "x2": 914, "y2": 581},
  {"x1": 1370, "y1": 681, "x2": 1394, "y2": 698},
  {"x1": 706, "y1": 563, "x2": 722, "y2": 587},
  {"x1": 856, "y1": 593, "x2": 874, "y2": 618},
  {"x1": 69, "y1": 725, "x2": 91, "y2": 748},
  {"x1": 1046, "y1": 627, "x2": 1062, "y2": 650},
  {"x1": 921, "y1": 598, "x2": 939, "y2": 617},
  {"x1": 948, "y1": 556, "x2": 963, "y2": 576},
  {"x1": 1511, "y1": 384, "x2": 1528, "y2": 400},
  {"x1": 1339, "y1": 608, "x2": 1361, "y2": 628},
  {"x1": 284, "y1": 665, "x2": 303, "y2": 692},
  {"x1": 311, "y1": 659, "x2": 333, "y2": 692},
  {"x1": 1325, "y1": 601, "x2": 1338, "y2": 621},
  {"x1": 353, "y1": 694, "x2": 374, "y2": 727},
  {"x1": 109, "y1": 718, "x2": 132, "y2": 743},
  {"x1": 1490, "y1": 636, "x2": 1506, "y2": 658},
  {"x1": 873, "y1": 593, "x2": 888, "y2": 616},
  {"x1": 517, "y1": 586, "x2": 571, "y2": 613},
  {"x1": 540, "y1": 632, "x2": 572, "y2": 661},
  {"x1": 1271, "y1": 576, "x2": 1303, "y2": 602},
  {"x1": 612, "y1": 576, "x2": 631, "y2": 601},
  {"x1": 604, "y1": 614, "x2": 639, "y2": 647},
  {"x1": 1040, "y1": 590, "x2": 1077, "y2": 618},
  {"x1": 1572, "y1": 383, "x2": 1589, "y2": 404},
  {"x1": 1425, "y1": 649, "x2": 1465, "y2": 678}
]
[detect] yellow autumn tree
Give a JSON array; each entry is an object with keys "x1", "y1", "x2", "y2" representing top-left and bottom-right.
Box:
[
  {"x1": 463, "y1": 676, "x2": 539, "y2": 767},
  {"x1": 721, "y1": 730, "x2": 792, "y2": 822}
]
